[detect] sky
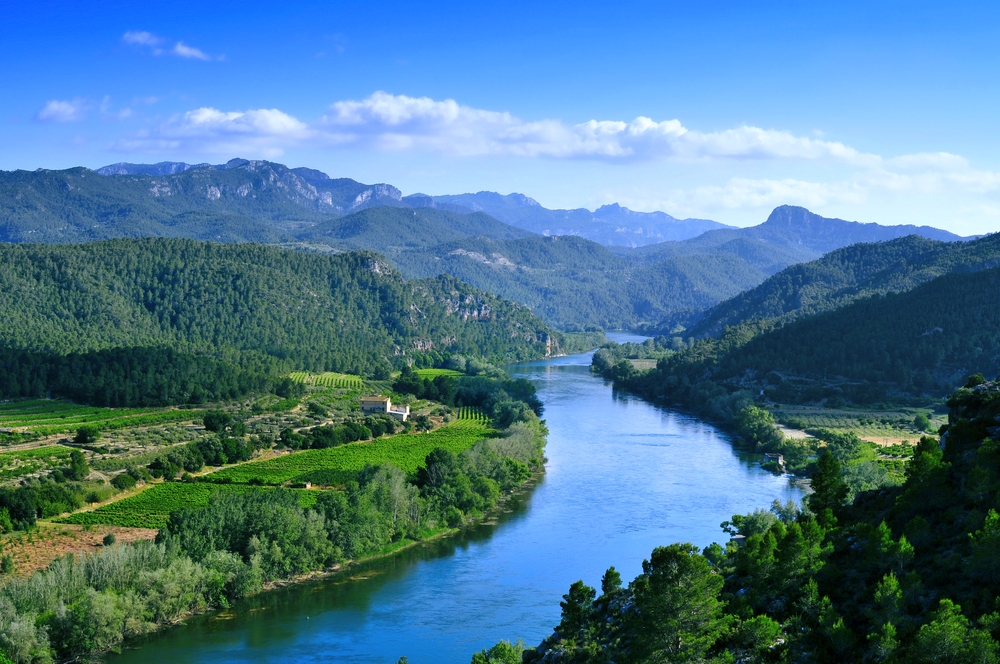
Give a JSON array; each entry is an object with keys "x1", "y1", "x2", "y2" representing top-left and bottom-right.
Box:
[{"x1": 3, "y1": 0, "x2": 1000, "y2": 234}]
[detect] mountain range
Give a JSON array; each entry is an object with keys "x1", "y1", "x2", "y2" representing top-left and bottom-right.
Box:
[{"x1": 0, "y1": 159, "x2": 974, "y2": 330}]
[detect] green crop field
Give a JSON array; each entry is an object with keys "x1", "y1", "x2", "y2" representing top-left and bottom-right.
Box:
[
  {"x1": 209, "y1": 419, "x2": 494, "y2": 487},
  {"x1": 288, "y1": 371, "x2": 363, "y2": 390},
  {"x1": 455, "y1": 407, "x2": 489, "y2": 423},
  {"x1": 57, "y1": 482, "x2": 318, "y2": 529},
  {"x1": 414, "y1": 368, "x2": 464, "y2": 378},
  {"x1": 0, "y1": 399, "x2": 198, "y2": 436}
]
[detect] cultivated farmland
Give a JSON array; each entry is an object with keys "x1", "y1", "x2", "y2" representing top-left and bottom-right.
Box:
[
  {"x1": 58, "y1": 482, "x2": 318, "y2": 529},
  {"x1": 0, "y1": 445, "x2": 73, "y2": 481},
  {"x1": 288, "y1": 372, "x2": 363, "y2": 389},
  {"x1": 0, "y1": 399, "x2": 198, "y2": 437},
  {"x1": 414, "y1": 368, "x2": 464, "y2": 378},
  {"x1": 209, "y1": 418, "x2": 494, "y2": 487}
]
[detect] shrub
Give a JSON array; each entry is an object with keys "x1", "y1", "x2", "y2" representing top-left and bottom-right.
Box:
[
  {"x1": 102, "y1": 532, "x2": 116, "y2": 546},
  {"x1": 110, "y1": 473, "x2": 137, "y2": 490}
]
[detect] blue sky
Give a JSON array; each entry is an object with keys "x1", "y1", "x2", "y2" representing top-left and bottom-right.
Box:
[{"x1": 4, "y1": 0, "x2": 1000, "y2": 233}]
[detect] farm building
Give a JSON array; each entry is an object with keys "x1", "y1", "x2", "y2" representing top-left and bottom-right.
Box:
[{"x1": 360, "y1": 395, "x2": 410, "y2": 422}]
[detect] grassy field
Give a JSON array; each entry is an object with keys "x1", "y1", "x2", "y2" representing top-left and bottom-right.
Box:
[
  {"x1": 414, "y1": 368, "x2": 465, "y2": 378},
  {"x1": 0, "y1": 399, "x2": 198, "y2": 437},
  {"x1": 288, "y1": 371, "x2": 363, "y2": 389},
  {"x1": 57, "y1": 482, "x2": 318, "y2": 529},
  {"x1": 208, "y1": 418, "x2": 495, "y2": 487}
]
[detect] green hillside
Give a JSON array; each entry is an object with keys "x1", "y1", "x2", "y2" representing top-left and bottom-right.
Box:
[
  {"x1": 297, "y1": 206, "x2": 533, "y2": 252},
  {"x1": 0, "y1": 239, "x2": 555, "y2": 405},
  {"x1": 683, "y1": 232, "x2": 1000, "y2": 337},
  {"x1": 719, "y1": 268, "x2": 1000, "y2": 397},
  {"x1": 619, "y1": 267, "x2": 1000, "y2": 411},
  {"x1": 392, "y1": 235, "x2": 768, "y2": 329}
]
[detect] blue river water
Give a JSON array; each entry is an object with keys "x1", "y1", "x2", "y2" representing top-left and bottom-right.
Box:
[{"x1": 109, "y1": 335, "x2": 801, "y2": 663}]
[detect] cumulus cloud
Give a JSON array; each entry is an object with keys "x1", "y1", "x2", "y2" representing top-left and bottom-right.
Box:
[
  {"x1": 319, "y1": 92, "x2": 880, "y2": 165},
  {"x1": 37, "y1": 99, "x2": 88, "y2": 122},
  {"x1": 122, "y1": 31, "x2": 219, "y2": 60},
  {"x1": 113, "y1": 107, "x2": 310, "y2": 156},
  {"x1": 106, "y1": 91, "x2": 1000, "y2": 224}
]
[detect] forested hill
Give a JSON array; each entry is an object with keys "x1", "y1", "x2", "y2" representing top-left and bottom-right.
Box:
[
  {"x1": 716, "y1": 267, "x2": 1000, "y2": 398},
  {"x1": 0, "y1": 239, "x2": 555, "y2": 403},
  {"x1": 392, "y1": 235, "x2": 769, "y2": 329},
  {"x1": 0, "y1": 162, "x2": 974, "y2": 332},
  {"x1": 682, "y1": 232, "x2": 1000, "y2": 337}
]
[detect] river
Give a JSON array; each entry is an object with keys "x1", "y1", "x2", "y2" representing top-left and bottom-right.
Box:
[{"x1": 109, "y1": 335, "x2": 802, "y2": 663}]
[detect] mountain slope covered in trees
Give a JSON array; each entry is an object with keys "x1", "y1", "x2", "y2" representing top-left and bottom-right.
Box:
[
  {"x1": 623, "y1": 266, "x2": 1000, "y2": 409},
  {"x1": 0, "y1": 163, "x2": 974, "y2": 331},
  {"x1": 0, "y1": 239, "x2": 555, "y2": 405},
  {"x1": 682, "y1": 232, "x2": 1000, "y2": 337}
]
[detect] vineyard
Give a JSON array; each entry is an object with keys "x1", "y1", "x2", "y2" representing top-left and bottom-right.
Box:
[
  {"x1": 455, "y1": 406, "x2": 490, "y2": 423},
  {"x1": 208, "y1": 418, "x2": 495, "y2": 487},
  {"x1": 57, "y1": 482, "x2": 318, "y2": 529},
  {"x1": 0, "y1": 399, "x2": 198, "y2": 436},
  {"x1": 414, "y1": 368, "x2": 464, "y2": 378},
  {"x1": 288, "y1": 372, "x2": 363, "y2": 389}
]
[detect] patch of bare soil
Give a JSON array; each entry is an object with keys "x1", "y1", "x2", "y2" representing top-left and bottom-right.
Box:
[{"x1": 1, "y1": 523, "x2": 158, "y2": 576}]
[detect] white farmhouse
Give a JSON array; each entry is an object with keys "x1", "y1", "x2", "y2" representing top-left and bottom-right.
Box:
[{"x1": 360, "y1": 395, "x2": 410, "y2": 422}]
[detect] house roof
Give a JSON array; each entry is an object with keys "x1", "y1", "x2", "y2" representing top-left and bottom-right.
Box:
[{"x1": 360, "y1": 396, "x2": 391, "y2": 402}]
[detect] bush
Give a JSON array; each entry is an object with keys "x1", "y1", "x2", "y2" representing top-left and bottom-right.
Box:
[
  {"x1": 0, "y1": 554, "x2": 13, "y2": 574},
  {"x1": 102, "y1": 533, "x2": 116, "y2": 546},
  {"x1": 74, "y1": 425, "x2": 101, "y2": 445},
  {"x1": 110, "y1": 473, "x2": 137, "y2": 490}
]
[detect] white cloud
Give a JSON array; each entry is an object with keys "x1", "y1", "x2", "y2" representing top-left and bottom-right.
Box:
[
  {"x1": 106, "y1": 92, "x2": 1000, "y2": 228},
  {"x1": 319, "y1": 92, "x2": 881, "y2": 165},
  {"x1": 122, "y1": 31, "x2": 162, "y2": 47},
  {"x1": 113, "y1": 107, "x2": 310, "y2": 156},
  {"x1": 172, "y1": 42, "x2": 211, "y2": 61},
  {"x1": 122, "y1": 31, "x2": 218, "y2": 60},
  {"x1": 37, "y1": 99, "x2": 88, "y2": 122}
]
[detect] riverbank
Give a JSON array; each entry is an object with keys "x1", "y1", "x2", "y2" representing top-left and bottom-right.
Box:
[{"x1": 96, "y1": 346, "x2": 801, "y2": 664}]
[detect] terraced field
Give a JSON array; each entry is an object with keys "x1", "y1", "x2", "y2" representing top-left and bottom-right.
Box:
[
  {"x1": 0, "y1": 445, "x2": 73, "y2": 481},
  {"x1": 0, "y1": 399, "x2": 197, "y2": 436},
  {"x1": 58, "y1": 482, "x2": 318, "y2": 529},
  {"x1": 288, "y1": 372, "x2": 363, "y2": 389},
  {"x1": 208, "y1": 419, "x2": 495, "y2": 487}
]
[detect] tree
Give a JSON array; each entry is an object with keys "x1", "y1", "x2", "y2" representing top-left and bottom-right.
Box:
[
  {"x1": 734, "y1": 405, "x2": 783, "y2": 451},
  {"x1": 67, "y1": 450, "x2": 90, "y2": 481},
  {"x1": 910, "y1": 599, "x2": 999, "y2": 664},
  {"x1": 202, "y1": 410, "x2": 235, "y2": 433},
  {"x1": 470, "y1": 640, "x2": 526, "y2": 664},
  {"x1": 625, "y1": 543, "x2": 732, "y2": 663},
  {"x1": 74, "y1": 425, "x2": 100, "y2": 446},
  {"x1": 556, "y1": 580, "x2": 596, "y2": 640},
  {"x1": 913, "y1": 413, "x2": 931, "y2": 432},
  {"x1": 807, "y1": 449, "x2": 847, "y2": 527}
]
